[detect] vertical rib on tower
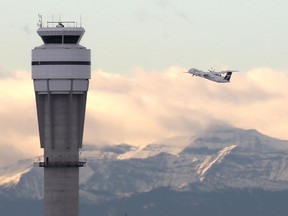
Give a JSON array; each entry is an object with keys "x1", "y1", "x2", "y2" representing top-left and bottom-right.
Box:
[{"x1": 32, "y1": 22, "x2": 91, "y2": 216}]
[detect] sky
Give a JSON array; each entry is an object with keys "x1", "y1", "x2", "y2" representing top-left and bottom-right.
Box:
[{"x1": 1, "y1": 0, "x2": 288, "y2": 166}]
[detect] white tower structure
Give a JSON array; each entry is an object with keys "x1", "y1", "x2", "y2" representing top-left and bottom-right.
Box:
[{"x1": 32, "y1": 21, "x2": 90, "y2": 216}]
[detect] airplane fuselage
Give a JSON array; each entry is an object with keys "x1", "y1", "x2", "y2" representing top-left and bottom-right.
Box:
[
  {"x1": 188, "y1": 68, "x2": 232, "y2": 83},
  {"x1": 202, "y1": 73, "x2": 229, "y2": 83}
]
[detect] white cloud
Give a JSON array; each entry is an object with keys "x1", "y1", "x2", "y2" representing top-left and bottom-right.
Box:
[
  {"x1": 85, "y1": 67, "x2": 288, "y2": 145},
  {"x1": 0, "y1": 67, "x2": 288, "y2": 166},
  {"x1": 0, "y1": 71, "x2": 41, "y2": 167}
]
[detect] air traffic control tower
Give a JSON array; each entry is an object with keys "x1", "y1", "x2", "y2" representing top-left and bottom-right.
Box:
[{"x1": 32, "y1": 20, "x2": 90, "y2": 216}]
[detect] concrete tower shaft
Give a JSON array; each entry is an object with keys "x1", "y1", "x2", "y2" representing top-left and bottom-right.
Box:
[{"x1": 32, "y1": 23, "x2": 90, "y2": 216}]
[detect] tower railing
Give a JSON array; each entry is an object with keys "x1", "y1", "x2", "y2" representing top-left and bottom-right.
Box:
[{"x1": 34, "y1": 159, "x2": 86, "y2": 167}]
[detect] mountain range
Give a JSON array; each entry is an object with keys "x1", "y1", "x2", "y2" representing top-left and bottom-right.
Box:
[{"x1": 1, "y1": 125, "x2": 288, "y2": 216}]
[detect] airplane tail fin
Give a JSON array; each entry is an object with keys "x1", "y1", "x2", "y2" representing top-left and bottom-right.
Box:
[{"x1": 224, "y1": 72, "x2": 232, "y2": 81}]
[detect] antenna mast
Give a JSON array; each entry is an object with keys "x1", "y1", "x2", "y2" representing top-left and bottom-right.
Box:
[{"x1": 38, "y1": 14, "x2": 43, "y2": 28}]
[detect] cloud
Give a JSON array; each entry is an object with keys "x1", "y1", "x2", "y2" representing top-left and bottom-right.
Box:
[
  {"x1": 85, "y1": 67, "x2": 288, "y2": 146},
  {"x1": 0, "y1": 66, "x2": 10, "y2": 79},
  {"x1": 0, "y1": 71, "x2": 41, "y2": 167},
  {"x1": 0, "y1": 67, "x2": 3, "y2": 78},
  {"x1": 0, "y1": 67, "x2": 288, "y2": 166}
]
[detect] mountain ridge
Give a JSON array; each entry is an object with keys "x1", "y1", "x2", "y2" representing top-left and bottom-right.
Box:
[{"x1": 1, "y1": 125, "x2": 288, "y2": 204}]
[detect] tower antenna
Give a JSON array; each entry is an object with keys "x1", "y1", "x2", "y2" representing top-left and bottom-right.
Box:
[{"x1": 37, "y1": 14, "x2": 43, "y2": 28}]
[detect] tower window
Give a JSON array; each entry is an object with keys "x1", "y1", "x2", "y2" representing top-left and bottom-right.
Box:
[
  {"x1": 41, "y1": 36, "x2": 62, "y2": 44},
  {"x1": 64, "y1": 36, "x2": 80, "y2": 44},
  {"x1": 41, "y1": 35, "x2": 80, "y2": 44}
]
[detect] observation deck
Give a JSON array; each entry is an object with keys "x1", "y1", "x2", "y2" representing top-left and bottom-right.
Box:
[{"x1": 35, "y1": 161, "x2": 86, "y2": 167}]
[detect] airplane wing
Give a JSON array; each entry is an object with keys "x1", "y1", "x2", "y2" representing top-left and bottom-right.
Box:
[{"x1": 212, "y1": 70, "x2": 239, "y2": 74}]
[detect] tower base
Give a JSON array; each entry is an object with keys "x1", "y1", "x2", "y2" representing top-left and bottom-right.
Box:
[{"x1": 45, "y1": 167, "x2": 79, "y2": 216}]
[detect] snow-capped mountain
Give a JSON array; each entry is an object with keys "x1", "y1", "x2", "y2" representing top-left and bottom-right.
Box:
[{"x1": 1, "y1": 125, "x2": 288, "y2": 204}]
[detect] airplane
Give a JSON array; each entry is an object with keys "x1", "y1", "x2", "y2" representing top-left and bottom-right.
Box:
[{"x1": 186, "y1": 68, "x2": 239, "y2": 83}]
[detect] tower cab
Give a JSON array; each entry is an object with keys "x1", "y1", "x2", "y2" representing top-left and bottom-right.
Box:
[{"x1": 37, "y1": 22, "x2": 85, "y2": 45}]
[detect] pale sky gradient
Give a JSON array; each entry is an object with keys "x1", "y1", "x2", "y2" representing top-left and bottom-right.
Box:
[
  {"x1": 1, "y1": 0, "x2": 288, "y2": 166},
  {"x1": 2, "y1": 0, "x2": 288, "y2": 73}
]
